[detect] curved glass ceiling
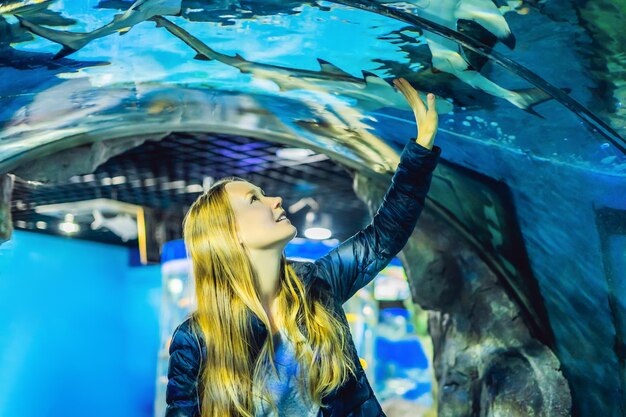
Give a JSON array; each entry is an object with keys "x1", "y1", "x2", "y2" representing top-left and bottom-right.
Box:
[
  {"x1": 1, "y1": 0, "x2": 624, "y2": 174},
  {"x1": 1, "y1": 2, "x2": 626, "y2": 414}
]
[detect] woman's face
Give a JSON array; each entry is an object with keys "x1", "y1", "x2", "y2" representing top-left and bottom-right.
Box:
[{"x1": 225, "y1": 181, "x2": 297, "y2": 250}]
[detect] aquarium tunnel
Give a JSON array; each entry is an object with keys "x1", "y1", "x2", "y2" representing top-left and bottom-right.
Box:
[{"x1": 1, "y1": 1, "x2": 625, "y2": 416}]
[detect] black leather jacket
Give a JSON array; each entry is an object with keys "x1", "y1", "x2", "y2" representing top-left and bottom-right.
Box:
[{"x1": 165, "y1": 139, "x2": 442, "y2": 417}]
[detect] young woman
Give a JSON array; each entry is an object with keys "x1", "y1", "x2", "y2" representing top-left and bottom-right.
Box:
[{"x1": 165, "y1": 78, "x2": 441, "y2": 417}]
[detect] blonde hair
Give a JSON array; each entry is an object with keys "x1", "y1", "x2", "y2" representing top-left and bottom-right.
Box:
[{"x1": 182, "y1": 176, "x2": 357, "y2": 417}]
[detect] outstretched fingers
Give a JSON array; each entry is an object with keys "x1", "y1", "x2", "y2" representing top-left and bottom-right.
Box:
[{"x1": 393, "y1": 78, "x2": 427, "y2": 117}]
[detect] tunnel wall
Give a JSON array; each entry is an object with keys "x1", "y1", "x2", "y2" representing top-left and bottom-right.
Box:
[{"x1": 0, "y1": 231, "x2": 161, "y2": 417}]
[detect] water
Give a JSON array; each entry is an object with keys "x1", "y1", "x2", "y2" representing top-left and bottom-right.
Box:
[{"x1": 1, "y1": 1, "x2": 625, "y2": 416}]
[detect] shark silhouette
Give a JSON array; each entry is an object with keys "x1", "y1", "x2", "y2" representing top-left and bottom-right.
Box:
[
  {"x1": 15, "y1": 0, "x2": 182, "y2": 59},
  {"x1": 14, "y1": 0, "x2": 535, "y2": 113},
  {"x1": 1, "y1": 0, "x2": 76, "y2": 32},
  {"x1": 11, "y1": 3, "x2": 446, "y2": 169},
  {"x1": 371, "y1": 28, "x2": 547, "y2": 112},
  {"x1": 151, "y1": 15, "x2": 453, "y2": 115},
  {"x1": 330, "y1": 0, "x2": 551, "y2": 114},
  {"x1": 0, "y1": 0, "x2": 52, "y2": 15},
  {"x1": 13, "y1": 0, "x2": 451, "y2": 114},
  {"x1": 101, "y1": 0, "x2": 548, "y2": 113},
  {"x1": 97, "y1": 0, "x2": 329, "y2": 23},
  {"x1": 0, "y1": 0, "x2": 76, "y2": 47},
  {"x1": 151, "y1": 15, "x2": 453, "y2": 168},
  {"x1": 8, "y1": 0, "x2": 625, "y2": 152},
  {"x1": 327, "y1": 0, "x2": 626, "y2": 151}
]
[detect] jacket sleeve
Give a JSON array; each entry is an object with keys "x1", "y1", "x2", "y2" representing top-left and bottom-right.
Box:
[
  {"x1": 313, "y1": 139, "x2": 441, "y2": 304},
  {"x1": 165, "y1": 322, "x2": 202, "y2": 417}
]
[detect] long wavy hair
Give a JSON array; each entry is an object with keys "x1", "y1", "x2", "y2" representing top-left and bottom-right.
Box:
[{"x1": 182, "y1": 176, "x2": 357, "y2": 417}]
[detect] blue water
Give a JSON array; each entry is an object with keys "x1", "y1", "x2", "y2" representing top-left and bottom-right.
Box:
[{"x1": 1, "y1": 1, "x2": 626, "y2": 416}]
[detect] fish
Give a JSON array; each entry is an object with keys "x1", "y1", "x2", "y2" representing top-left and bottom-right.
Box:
[
  {"x1": 0, "y1": 0, "x2": 75, "y2": 26},
  {"x1": 330, "y1": 0, "x2": 625, "y2": 151},
  {"x1": 0, "y1": 2, "x2": 108, "y2": 127},
  {"x1": 0, "y1": 0, "x2": 75, "y2": 48},
  {"x1": 91, "y1": 209, "x2": 138, "y2": 242},
  {"x1": 96, "y1": 0, "x2": 328, "y2": 23},
  {"x1": 14, "y1": 0, "x2": 182, "y2": 59},
  {"x1": 151, "y1": 15, "x2": 453, "y2": 115},
  {"x1": 0, "y1": 0, "x2": 52, "y2": 15},
  {"x1": 371, "y1": 29, "x2": 544, "y2": 112},
  {"x1": 152, "y1": 15, "x2": 448, "y2": 170},
  {"x1": 330, "y1": 0, "x2": 551, "y2": 113}
]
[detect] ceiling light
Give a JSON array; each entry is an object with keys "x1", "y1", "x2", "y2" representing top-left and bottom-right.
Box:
[
  {"x1": 162, "y1": 180, "x2": 186, "y2": 191},
  {"x1": 59, "y1": 213, "x2": 80, "y2": 234},
  {"x1": 303, "y1": 211, "x2": 333, "y2": 240},
  {"x1": 15, "y1": 200, "x2": 27, "y2": 210},
  {"x1": 186, "y1": 184, "x2": 203, "y2": 193},
  {"x1": 111, "y1": 176, "x2": 127, "y2": 185},
  {"x1": 276, "y1": 148, "x2": 316, "y2": 160},
  {"x1": 304, "y1": 227, "x2": 332, "y2": 240}
]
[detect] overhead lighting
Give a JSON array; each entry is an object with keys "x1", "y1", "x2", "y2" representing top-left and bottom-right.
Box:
[
  {"x1": 303, "y1": 211, "x2": 333, "y2": 240},
  {"x1": 161, "y1": 180, "x2": 186, "y2": 191},
  {"x1": 304, "y1": 227, "x2": 332, "y2": 240},
  {"x1": 276, "y1": 148, "x2": 316, "y2": 160},
  {"x1": 186, "y1": 184, "x2": 203, "y2": 193},
  {"x1": 111, "y1": 176, "x2": 127, "y2": 185},
  {"x1": 59, "y1": 213, "x2": 80, "y2": 234}
]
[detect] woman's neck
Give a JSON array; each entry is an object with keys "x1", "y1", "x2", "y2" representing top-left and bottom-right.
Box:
[{"x1": 247, "y1": 247, "x2": 283, "y2": 331}]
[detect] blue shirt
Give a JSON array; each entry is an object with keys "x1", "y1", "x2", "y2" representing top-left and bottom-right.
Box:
[{"x1": 253, "y1": 329, "x2": 323, "y2": 417}]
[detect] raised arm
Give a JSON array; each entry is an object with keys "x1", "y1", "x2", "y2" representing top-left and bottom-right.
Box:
[
  {"x1": 314, "y1": 78, "x2": 441, "y2": 304},
  {"x1": 314, "y1": 139, "x2": 440, "y2": 303},
  {"x1": 165, "y1": 320, "x2": 202, "y2": 417}
]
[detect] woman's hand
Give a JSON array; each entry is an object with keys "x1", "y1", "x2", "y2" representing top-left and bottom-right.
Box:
[{"x1": 393, "y1": 77, "x2": 438, "y2": 150}]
